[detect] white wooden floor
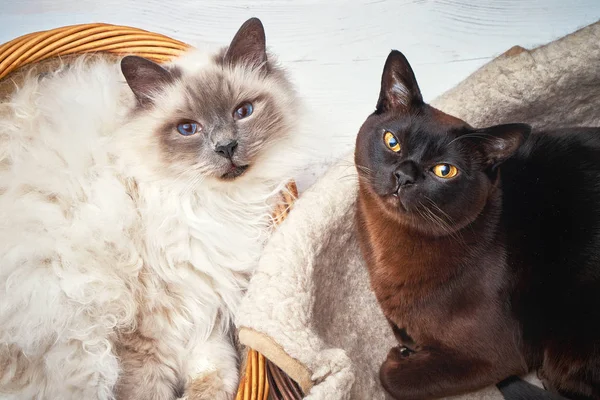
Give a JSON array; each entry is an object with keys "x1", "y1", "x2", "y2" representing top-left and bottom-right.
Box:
[{"x1": 2, "y1": 0, "x2": 599, "y2": 188}]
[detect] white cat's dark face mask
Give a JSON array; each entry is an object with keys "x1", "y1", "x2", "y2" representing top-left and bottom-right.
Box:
[{"x1": 121, "y1": 18, "x2": 295, "y2": 183}]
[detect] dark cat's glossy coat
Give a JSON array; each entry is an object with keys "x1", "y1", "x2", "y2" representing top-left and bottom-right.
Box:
[{"x1": 355, "y1": 50, "x2": 600, "y2": 400}]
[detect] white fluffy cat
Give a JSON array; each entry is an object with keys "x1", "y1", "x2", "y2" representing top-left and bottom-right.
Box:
[{"x1": 0, "y1": 18, "x2": 303, "y2": 400}]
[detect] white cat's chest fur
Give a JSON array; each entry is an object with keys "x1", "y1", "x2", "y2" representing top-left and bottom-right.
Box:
[
  {"x1": 131, "y1": 180, "x2": 274, "y2": 331},
  {"x1": 111, "y1": 181, "x2": 275, "y2": 389},
  {"x1": 109, "y1": 175, "x2": 278, "y2": 397}
]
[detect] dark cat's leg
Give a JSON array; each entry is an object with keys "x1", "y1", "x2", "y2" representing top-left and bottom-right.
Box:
[
  {"x1": 539, "y1": 342, "x2": 600, "y2": 400},
  {"x1": 379, "y1": 345, "x2": 526, "y2": 400}
]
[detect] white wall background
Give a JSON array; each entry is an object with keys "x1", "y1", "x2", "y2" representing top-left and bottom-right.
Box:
[{"x1": 2, "y1": 0, "x2": 599, "y2": 188}]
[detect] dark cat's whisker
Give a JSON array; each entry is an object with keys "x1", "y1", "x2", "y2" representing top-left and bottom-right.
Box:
[
  {"x1": 355, "y1": 164, "x2": 375, "y2": 176},
  {"x1": 340, "y1": 161, "x2": 375, "y2": 175},
  {"x1": 353, "y1": 163, "x2": 375, "y2": 177},
  {"x1": 418, "y1": 200, "x2": 463, "y2": 243},
  {"x1": 415, "y1": 204, "x2": 432, "y2": 227},
  {"x1": 417, "y1": 202, "x2": 446, "y2": 233},
  {"x1": 334, "y1": 160, "x2": 362, "y2": 168},
  {"x1": 353, "y1": 171, "x2": 375, "y2": 184},
  {"x1": 339, "y1": 174, "x2": 361, "y2": 183},
  {"x1": 424, "y1": 196, "x2": 456, "y2": 226},
  {"x1": 355, "y1": 170, "x2": 374, "y2": 180},
  {"x1": 416, "y1": 203, "x2": 456, "y2": 240}
]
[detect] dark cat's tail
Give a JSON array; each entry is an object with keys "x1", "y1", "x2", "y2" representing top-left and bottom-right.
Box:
[{"x1": 497, "y1": 376, "x2": 569, "y2": 400}]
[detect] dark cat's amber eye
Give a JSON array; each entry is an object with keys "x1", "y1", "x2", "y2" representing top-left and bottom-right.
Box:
[
  {"x1": 177, "y1": 121, "x2": 201, "y2": 136},
  {"x1": 432, "y1": 163, "x2": 459, "y2": 179},
  {"x1": 234, "y1": 102, "x2": 254, "y2": 120},
  {"x1": 384, "y1": 131, "x2": 401, "y2": 152}
]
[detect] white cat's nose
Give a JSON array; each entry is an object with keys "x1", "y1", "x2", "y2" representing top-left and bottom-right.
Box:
[{"x1": 215, "y1": 140, "x2": 238, "y2": 159}]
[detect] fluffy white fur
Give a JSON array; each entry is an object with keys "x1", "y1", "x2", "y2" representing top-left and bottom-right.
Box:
[{"x1": 0, "y1": 45, "x2": 305, "y2": 400}]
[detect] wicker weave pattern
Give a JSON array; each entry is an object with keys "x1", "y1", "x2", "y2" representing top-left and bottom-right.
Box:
[
  {"x1": 0, "y1": 23, "x2": 190, "y2": 80},
  {"x1": 0, "y1": 23, "x2": 303, "y2": 400}
]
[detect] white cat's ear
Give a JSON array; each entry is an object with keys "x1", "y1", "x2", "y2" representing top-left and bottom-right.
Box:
[
  {"x1": 376, "y1": 50, "x2": 423, "y2": 114},
  {"x1": 224, "y1": 18, "x2": 267, "y2": 70},
  {"x1": 474, "y1": 123, "x2": 532, "y2": 166},
  {"x1": 121, "y1": 56, "x2": 177, "y2": 107}
]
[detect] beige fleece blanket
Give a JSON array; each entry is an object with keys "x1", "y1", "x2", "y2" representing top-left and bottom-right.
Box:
[{"x1": 236, "y1": 21, "x2": 600, "y2": 400}]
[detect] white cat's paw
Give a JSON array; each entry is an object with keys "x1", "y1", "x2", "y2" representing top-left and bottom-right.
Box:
[{"x1": 183, "y1": 370, "x2": 233, "y2": 400}]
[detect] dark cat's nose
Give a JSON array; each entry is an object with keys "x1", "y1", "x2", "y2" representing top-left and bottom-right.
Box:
[
  {"x1": 394, "y1": 162, "x2": 420, "y2": 187},
  {"x1": 215, "y1": 140, "x2": 238, "y2": 159}
]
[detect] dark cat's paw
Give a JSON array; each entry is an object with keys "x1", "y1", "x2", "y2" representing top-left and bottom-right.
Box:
[
  {"x1": 380, "y1": 348, "x2": 411, "y2": 399},
  {"x1": 385, "y1": 346, "x2": 401, "y2": 365},
  {"x1": 383, "y1": 346, "x2": 413, "y2": 371},
  {"x1": 380, "y1": 353, "x2": 398, "y2": 395},
  {"x1": 387, "y1": 346, "x2": 414, "y2": 362}
]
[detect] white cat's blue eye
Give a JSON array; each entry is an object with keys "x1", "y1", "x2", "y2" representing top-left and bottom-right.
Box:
[
  {"x1": 234, "y1": 102, "x2": 254, "y2": 120},
  {"x1": 177, "y1": 121, "x2": 199, "y2": 136}
]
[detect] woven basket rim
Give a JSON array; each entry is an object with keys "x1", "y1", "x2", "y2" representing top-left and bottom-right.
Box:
[{"x1": 0, "y1": 23, "x2": 191, "y2": 80}]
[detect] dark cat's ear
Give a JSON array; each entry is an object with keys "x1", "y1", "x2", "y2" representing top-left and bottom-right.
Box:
[
  {"x1": 473, "y1": 123, "x2": 532, "y2": 166},
  {"x1": 376, "y1": 50, "x2": 423, "y2": 114},
  {"x1": 224, "y1": 18, "x2": 267, "y2": 70},
  {"x1": 121, "y1": 56, "x2": 176, "y2": 107}
]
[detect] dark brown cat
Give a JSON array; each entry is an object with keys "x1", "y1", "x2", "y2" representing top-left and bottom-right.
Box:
[{"x1": 355, "y1": 50, "x2": 600, "y2": 400}]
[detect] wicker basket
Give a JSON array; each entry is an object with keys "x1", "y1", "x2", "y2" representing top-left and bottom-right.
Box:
[{"x1": 0, "y1": 23, "x2": 304, "y2": 400}]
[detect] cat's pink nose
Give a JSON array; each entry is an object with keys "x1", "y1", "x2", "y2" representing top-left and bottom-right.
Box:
[{"x1": 215, "y1": 140, "x2": 238, "y2": 159}]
